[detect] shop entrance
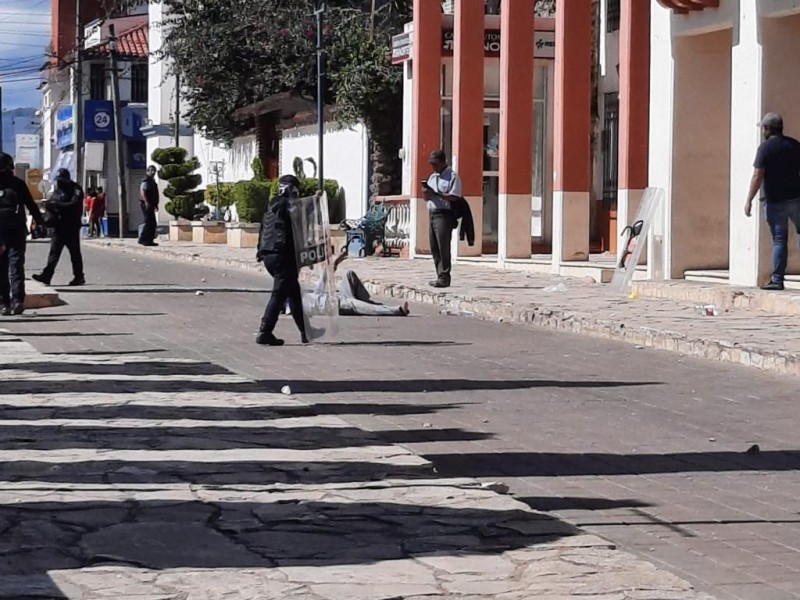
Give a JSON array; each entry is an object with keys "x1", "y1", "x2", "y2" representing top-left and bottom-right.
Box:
[{"x1": 442, "y1": 62, "x2": 553, "y2": 256}]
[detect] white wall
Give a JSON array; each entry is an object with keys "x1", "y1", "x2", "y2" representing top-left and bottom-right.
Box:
[
  {"x1": 148, "y1": 1, "x2": 177, "y2": 128},
  {"x1": 280, "y1": 122, "x2": 370, "y2": 220},
  {"x1": 194, "y1": 134, "x2": 257, "y2": 185}
]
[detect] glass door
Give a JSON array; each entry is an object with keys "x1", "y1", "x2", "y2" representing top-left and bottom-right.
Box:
[{"x1": 483, "y1": 109, "x2": 500, "y2": 254}]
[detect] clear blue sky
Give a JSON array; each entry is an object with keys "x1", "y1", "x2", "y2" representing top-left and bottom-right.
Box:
[{"x1": 0, "y1": 0, "x2": 51, "y2": 109}]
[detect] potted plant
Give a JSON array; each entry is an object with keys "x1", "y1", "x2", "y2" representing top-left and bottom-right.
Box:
[{"x1": 153, "y1": 147, "x2": 207, "y2": 241}]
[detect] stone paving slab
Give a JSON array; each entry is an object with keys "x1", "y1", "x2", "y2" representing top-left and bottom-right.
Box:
[
  {"x1": 0, "y1": 331, "x2": 713, "y2": 599},
  {"x1": 87, "y1": 239, "x2": 800, "y2": 377}
]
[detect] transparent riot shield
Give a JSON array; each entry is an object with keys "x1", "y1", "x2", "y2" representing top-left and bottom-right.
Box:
[
  {"x1": 290, "y1": 192, "x2": 338, "y2": 342},
  {"x1": 610, "y1": 187, "x2": 664, "y2": 294}
]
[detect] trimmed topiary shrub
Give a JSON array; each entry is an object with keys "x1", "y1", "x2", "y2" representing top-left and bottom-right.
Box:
[
  {"x1": 152, "y1": 147, "x2": 207, "y2": 221},
  {"x1": 204, "y1": 182, "x2": 236, "y2": 208}
]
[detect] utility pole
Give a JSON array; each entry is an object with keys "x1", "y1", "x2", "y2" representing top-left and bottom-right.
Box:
[
  {"x1": 315, "y1": 0, "x2": 326, "y2": 193},
  {"x1": 74, "y1": 0, "x2": 84, "y2": 187},
  {"x1": 174, "y1": 71, "x2": 180, "y2": 148},
  {"x1": 108, "y1": 25, "x2": 127, "y2": 238}
]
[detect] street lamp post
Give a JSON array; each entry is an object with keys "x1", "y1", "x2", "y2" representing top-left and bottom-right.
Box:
[{"x1": 314, "y1": 0, "x2": 326, "y2": 194}]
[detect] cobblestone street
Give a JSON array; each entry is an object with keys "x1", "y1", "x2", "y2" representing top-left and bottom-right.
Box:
[{"x1": 0, "y1": 241, "x2": 798, "y2": 599}]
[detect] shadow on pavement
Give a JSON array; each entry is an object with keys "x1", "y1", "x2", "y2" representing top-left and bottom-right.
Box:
[
  {"x1": 329, "y1": 340, "x2": 472, "y2": 347},
  {"x1": 43, "y1": 349, "x2": 167, "y2": 356},
  {"x1": 9, "y1": 332, "x2": 133, "y2": 338},
  {"x1": 0, "y1": 377, "x2": 662, "y2": 395},
  {"x1": 0, "y1": 498, "x2": 577, "y2": 576},
  {"x1": 0, "y1": 425, "x2": 492, "y2": 451},
  {"x1": 42, "y1": 312, "x2": 168, "y2": 317},
  {"x1": 424, "y1": 450, "x2": 800, "y2": 477},
  {"x1": 515, "y1": 496, "x2": 653, "y2": 512},
  {"x1": 0, "y1": 361, "x2": 231, "y2": 377}
]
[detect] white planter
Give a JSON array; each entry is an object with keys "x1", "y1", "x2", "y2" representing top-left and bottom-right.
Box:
[
  {"x1": 191, "y1": 220, "x2": 227, "y2": 244},
  {"x1": 169, "y1": 220, "x2": 193, "y2": 242},
  {"x1": 226, "y1": 222, "x2": 260, "y2": 248}
]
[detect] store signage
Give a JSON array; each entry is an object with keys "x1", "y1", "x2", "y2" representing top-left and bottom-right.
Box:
[
  {"x1": 392, "y1": 28, "x2": 556, "y2": 64},
  {"x1": 122, "y1": 105, "x2": 147, "y2": 140},
  {"x1": 391, "y1": 32, "x2": 413, "y2": 65},
  {"x1": 55, "y1": 105, "x2": 75, "y2": 149},
  {"x1": 85, "y1": 100, "x2": 115, "y2": 142}
]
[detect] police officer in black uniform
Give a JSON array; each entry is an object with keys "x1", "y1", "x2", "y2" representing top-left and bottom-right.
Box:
[
  {"x1": 0, "y1": 152, "x2": 45, "y2": 316},
  {"x1": 255, "y1": 174, "x2": 308, "y2": 346},
  {"x1": 33, "y1": 168, "x2": 86, "y2": 287}
]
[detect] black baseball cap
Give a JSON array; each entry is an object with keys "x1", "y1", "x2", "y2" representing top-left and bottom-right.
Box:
[
  {"x1": 428, "y1": 150, "x2": 447, "y2": 164},
  {"x1": 55, "y1": 168, "x2": 71, "y2": 181}
]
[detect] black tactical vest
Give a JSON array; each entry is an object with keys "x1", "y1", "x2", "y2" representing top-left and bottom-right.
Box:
[{"x1": 259, "y1": 196, "x2": 292, "y2": 255}]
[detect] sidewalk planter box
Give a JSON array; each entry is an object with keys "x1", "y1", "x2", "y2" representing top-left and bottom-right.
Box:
[
  {"x1": 191, "y1": 220, "x2": 227, "y2": 244},
  {"x1": 169, "y1": 220, "x2": 193, "y2": 242},
  {"x1": 226, "y1": 222, "x2": 260, "y2": 248}
]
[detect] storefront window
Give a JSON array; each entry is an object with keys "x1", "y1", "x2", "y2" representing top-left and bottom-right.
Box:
[{"x1": 441, "y1": 100, "x2": 453, "y2": 159}]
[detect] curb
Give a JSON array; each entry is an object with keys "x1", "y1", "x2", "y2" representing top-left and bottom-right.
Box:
[
  {"x1": 354, "y1": 279, "x2": 800, "y2": 377},
  {"x1": 633, "y1": 280, "x2": 800, "y2": 317},
  {"x1": 88, "y1": 241, "x2": 800, "y2": 377}
]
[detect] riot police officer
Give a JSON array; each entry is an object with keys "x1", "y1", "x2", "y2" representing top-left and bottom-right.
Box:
[
  {"x1": 32, "y1": 168, "x2": 86, "y2": 287},
  {"x1": 255, "y1": 174, "x2": 308, "y2": 346},
  {"x1": 0, "y1": 153, "x2": 45, "y2": 316}
]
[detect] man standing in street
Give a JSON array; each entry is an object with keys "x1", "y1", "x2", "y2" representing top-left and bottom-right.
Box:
[
  {"x1": 0, "y1": 153, "x2": 45, "y2": 315},
  {"x1": 32, "y1": 169, "x2": 86, "y2": 287},
  {"x1": 745, "y1": 113, "x2": 800, "y2": 291},
  {"x1": 139, "y1": 165, "x2": 159, "y2": 246},
  {"x1": 423, "y1": 150, "x2": 462, "y2": 288}
]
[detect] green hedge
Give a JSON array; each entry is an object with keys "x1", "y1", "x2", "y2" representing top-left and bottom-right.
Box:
[
  {"x1": 204, "y1": 182, "x2": 236, "y2": 208},
  {"x1": 269, "y1": 179, "x2": 341, "y2": 222},
  {"x1": 232, "y1": 180, "x2": 272, "y2": 223}
]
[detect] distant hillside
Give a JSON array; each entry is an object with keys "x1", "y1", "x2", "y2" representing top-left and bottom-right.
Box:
[{"x1": 2, "y1": 107, "x2": 39, "y2": 159}]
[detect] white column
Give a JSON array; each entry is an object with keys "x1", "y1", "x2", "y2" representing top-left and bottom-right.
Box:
[
  {"x1": 728, "y1": 0, "x2": 770, "y2": 287},
  {"x1": 647, "y1": 0, "x2": 675, "y2": 280}
]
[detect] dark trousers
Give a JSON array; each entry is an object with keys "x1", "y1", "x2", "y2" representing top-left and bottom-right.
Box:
[
  {"x1": 89, "y1": 217, "x2": 102, "y2": 237},
  {"x1": 41, "y1": 230, "x2": 84, "y2": 282},
  {"x1": 261, "y1": 254, "x2": 306, "y2": 335},
  {"x1": 429, "y1": 210, "x2": 455, "y2": 283},
  {"x1": 139, "y1": 203, "x2": 157, "y2": 244},
  {"x1": 0, "y1": 239, "x2": 27, "y2": 306}
]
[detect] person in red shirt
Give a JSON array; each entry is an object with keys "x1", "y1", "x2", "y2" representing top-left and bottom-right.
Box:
[
  {"x1": 90, "y1": 186, "x2": 106, "y2": 238},
  {"x1": 84, "y1": 188, "x2": 95, "y2": 235}
]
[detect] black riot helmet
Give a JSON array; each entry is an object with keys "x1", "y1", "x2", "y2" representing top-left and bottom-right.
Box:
[{"x1": 276, "y1": 174, "x2": 301, "y2": 199}]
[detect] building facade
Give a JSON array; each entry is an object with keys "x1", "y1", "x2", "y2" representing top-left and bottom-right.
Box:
[
  {"x1": 402, "y1": 0, "x2": 647, "y2": 278},
  {"x1": 41, "y1": 0, "x2": 150, "y2": 234},
  {"x1": 651, "y1": 0, "x2": 800, "y2": 288},
  {"x1": 403, "y1": 0, "x2": 798, "y2": 289}
]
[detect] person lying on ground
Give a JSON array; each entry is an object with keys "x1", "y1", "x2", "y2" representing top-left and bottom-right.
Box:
[{"x1": 300, "y1": 250, "x2": 410, "y2": 317}]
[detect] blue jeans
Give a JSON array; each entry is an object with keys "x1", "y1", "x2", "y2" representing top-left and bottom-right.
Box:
[{"x1": 765, "y1": 198, "x2": 800, "y2": 283}]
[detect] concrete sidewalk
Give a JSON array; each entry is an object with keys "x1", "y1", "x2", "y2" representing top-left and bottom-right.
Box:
[{"x1": 86, "y1": 238, "x2": 800, "y2": 377}]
